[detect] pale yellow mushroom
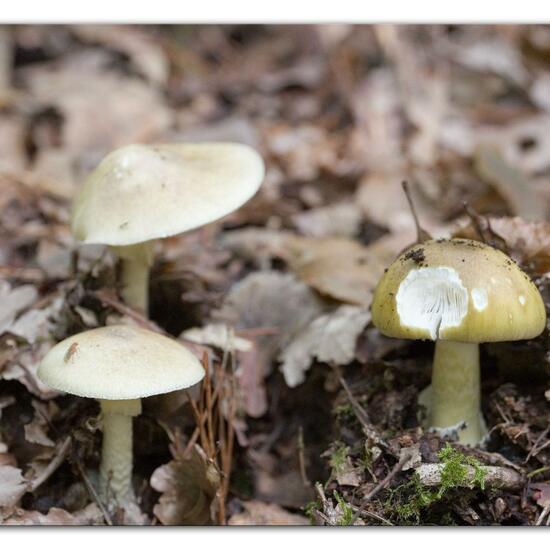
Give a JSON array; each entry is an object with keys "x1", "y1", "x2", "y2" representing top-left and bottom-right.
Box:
[
  {"x1": 71, "y1": 143, "x2": 265, "y2": 313},
  {"x1": 38, "y1": 325, "x2": 205, "y2": 517},
  {"x1": 371, "y1": 238, "x2": 546, "y2": 446}
]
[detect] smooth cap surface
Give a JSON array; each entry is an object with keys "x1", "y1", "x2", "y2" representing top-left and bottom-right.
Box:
[
  {"x1": 38, "y1": 325, "x2": 205, "y2": 400},
  {"x1": 71, "y1": 143, "x2": 265, "y2": 246},
  {"x1": 371, "y1": 239, "x2": 546, "y2": 343}
]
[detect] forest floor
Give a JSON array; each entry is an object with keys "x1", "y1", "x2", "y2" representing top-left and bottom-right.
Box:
[{"x1": 0, "y1": 24, "x2": 548, "y2": 526}]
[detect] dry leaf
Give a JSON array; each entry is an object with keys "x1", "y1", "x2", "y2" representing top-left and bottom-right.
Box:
[
  {"x1": 479, "y1": 115, "x2": 550, "y2": 176},
  {"x1": 2, "y1": 342, "x2": 59, "y2": 399},
  {"x1": 0, "y1": 282, "x2": 38, "y2": 335},
  {"x1": 0, "y1": 116, "x2": 26, "y2": 174},
  {"x1": 254, "y1": 468, "x2": 314, "y2": 509},
  {"x1": 214, "y1": 271, "x2": 324, "y2": 376},
  {"x1": 280, "y1": 306, "x2": 370, "y2": 388},
  {"x1": 0, "y1": 466, "x2": 26, "y2": 507},
  {"x1": 72, "y1": 25, "x2": 169, "y2": 86},
  {"x1": 456, "y1": 38, "x2": 528, "y2": 85},
  {"x1": 23, "y1": 400, "x2": 56, "y2": 447},
  {"x1": 229, "y1": 500, "x2": 309, "y2": 526},
  {"x1": 292, "y1": 201, "x2": 362, "y2": 238},
  {"x1": 454, "y1": 216, "x2": 550, "y2": 276},
  {"x1": 357, "y1": 175, "x2": 442, "y2": 236},
  {"x1": 474, "y1": 144, "x2": 547, "y2": 221},
  {"x1": 21, "y1": 51, "x2": 171, "y2": 179},
  {"x1": 1, "y1": 504, "x2": 103, "y2": 525},
  {"x1": 151, "y1": 445, "x2": 220, "y2": 526},
  {"x1": 285, "y1": 236, "x2": 382, "y2": 307},
  {"x1": 182, "y1": 323, "x2": 265, "y2": 417},
  {"x1": 182, "y1": 323, "x2": 252, "y2": 353},
  {"x1": 532, "y1": 483, "x2": 550, "y2": 509}
]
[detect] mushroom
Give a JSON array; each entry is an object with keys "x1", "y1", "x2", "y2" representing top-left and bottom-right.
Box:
[
  {"x1": 71, "y1": 143, "x2": 265, "y2": 312},
  {"x1": 371, "y1": 238, "x2": 546, "y2": 446},
  {"x1": 37, "y1": 324, "x2": 205, "y2": 517}
]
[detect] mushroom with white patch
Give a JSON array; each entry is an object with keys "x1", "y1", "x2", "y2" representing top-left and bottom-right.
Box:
[
  {"x1": 71, "y1": 143, "x2": 265, "y2": 313},
  {"x1": 371, "y1": 238, "x2": 546, "y2": 446},
  {"x1": 37, "y1": 325, "x2": 205, "y2": 521}
]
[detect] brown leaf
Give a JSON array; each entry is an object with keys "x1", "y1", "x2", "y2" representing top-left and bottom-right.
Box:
[
  {"x1": 229, "y1": 500, "x2": 309, "y2": 526},
  {"x1": 254, "y1": 467, "x2": 314, "y2": 509},
  {"x1": 454, "y1": 216, "x2": 550, "y2": 276},
  {"x1": 182, "y1": 323, "x2": 252, "y2": 353},
  {"x1": 0, "y1": 115, "x2": 26, "y2": 174},
  {"x1": 21, "y1": 51, "x2": 171, "y2": 180},
  {"x1": 72, "y1": 25, "x2": 169, "y2": 86},
  {"x1": 2, "y1": 504, "x2": 103, "y2": 525},
  {"x1": 182, "y1": 323, "x2": 266, "y2": 417},
  {"x1": 2, "y1": 342, "x2": 59, "y2": 399},
  {"x1": 214, "y1": 271, "x2": 324, "y2": 376},
  {"x1": 474, "y1": 144, "x2": 547, "y2": 221},
  {"x1": 0, "y1": 282, "x2": 38, "y2": 335},
  {"x1": 0, "y1": 466, "x2": 26, "y2": 507},
  {"x1": 280, "y1": 306, "x2": 370, "y2": 387},
  {"x1": 23, "y1": 400, "x2": 57, "y2": 447},
  {"x1": 285, "y1": 236, "x2": 382, "y2": 307},
  {"x1": 532, "y1": 483, "x2": 550, "y2": 509},
  {"x1": 151, "y1": 445, "x2": 220, "y2": 526},
  {"x1": 456, "y1": 38, "x2": 528, "y2": 85},
  {"x1": 292, "y1": 201, "x2": 362, "y2": 239}
]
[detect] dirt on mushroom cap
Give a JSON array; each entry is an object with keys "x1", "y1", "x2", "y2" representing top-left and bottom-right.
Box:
[{"x1": 371, "y1": 238, "x2": 546, "y2": 343}]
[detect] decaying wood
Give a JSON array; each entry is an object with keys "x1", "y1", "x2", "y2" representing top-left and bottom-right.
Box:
[{"x1": 415, "y1": 463, "x2": 525, "y2": 491}]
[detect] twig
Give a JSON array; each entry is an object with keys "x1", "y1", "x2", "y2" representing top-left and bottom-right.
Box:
[
  {"x1": 463, "y1": 203, "x2": 507, "y2": 250},
  {"x1": 93, "y1": 289, "x2": 167, "y2": 334},
  {"x1": 401, "y1": 180, "x2": 431, "y2": 243},
  {"x1": 339, "y1": 376, "x2": 388, "y2": 450},
  {"x1": 28, "y1": 436, "x2": 71, "y2": 492},
  {"x1": 297, "y1": 425, "x2": 310, "y2": 487},
  {"x1": 73, "y1": 459, "x2": 113, "y2": 526},
  {"x1": 415, "y1": 463, "x2": 525, "y2": 491},
  {"x1": 536, "y1": 505, "x2": 550, "y2": 526},
  {"x1": 524, "y1": 425, "x2": 550, "y2": 463},
  {"x1": 350, "y1": 448, "x2": 415, "y2": 524},
  {"x1": 527, "y1": 465, "x2": 550, "y2": 478},
  {"x1": 186, "y1": 347, "x2": 237, "y2": 525},
  {"x1": 349, "y1": 503, "x2": 393, "y2": 526}
]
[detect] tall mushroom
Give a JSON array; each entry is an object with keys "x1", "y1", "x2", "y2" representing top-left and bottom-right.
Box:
[
  {"x1": 71, "y1": 143, "x2": 265, "y2": 312},
  {"x1": 371, "y1": 238, "x2": 546, "y2": 446},
  {"x1": 37, "y1": 325, "x2": 205, "y2": 518}
]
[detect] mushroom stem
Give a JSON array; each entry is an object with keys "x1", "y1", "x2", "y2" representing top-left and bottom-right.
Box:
[
  {"x1": 111, "y1": 241, "x2": 155, "y2": 313},
  {"x1": 99, "y1": 398, "x2": 141, "y2": 507},
  {"x1": 429, "y1": 340, "x2": 487, "y2": 446}
]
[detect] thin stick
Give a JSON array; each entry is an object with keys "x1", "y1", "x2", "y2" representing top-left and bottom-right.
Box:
[
  {"x1": 28, "y1": 436, "x2": 71, "y2": 492},
  {"x1": 74, "y1": 459, "x2": 113, "y2": 526},
  {"x1": 350, "y1": 448, "x2": 414, "y2": 524},
  {"x1": 524, "y1": 425, "x2": 550, "y2": 463},
  {"x1": 350, "y1": 503, "x2": 394, "y2": 526},
  {"x1": 339, "y1": 376, "x2": 388, "y2": 449},
  {"x1": 297, "y1": 425, "x2": 310, "y2": 486},
  {"x1": 401, "y1": 180, "x2": 431, "y2": 243},
  {"x1": 536, "y1": 505, "x2": 550, "y2": 526}
]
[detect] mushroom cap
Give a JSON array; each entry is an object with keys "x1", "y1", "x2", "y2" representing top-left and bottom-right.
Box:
[
  {"x1": 37, "y1": 325, "x2": 205, "y2": 400},
  {"x1": 71, "y1": 143, "x2": 265, "y2": 246},
  {"x1": 371, "y1": 239, "x2": 546, "y2": 343}
]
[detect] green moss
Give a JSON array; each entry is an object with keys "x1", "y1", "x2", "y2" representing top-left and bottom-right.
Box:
[
  {"x1": 333, "y1": 491, "x2": 355, "y2": 526},
  {"x1": 303, "y1": 500, "x2": 320, "y2": 525},
  {"x1": 329, "y1": 442, "x2": 350, "y2": 478},
  {"x1": 334, "y1": 402, "x2": 355, "y2": 424},
  {"x1": 386, "y1": 443, "x2": 487, "y2": 525},
  {"x1": 437, "y1": 443, "x2": 486, "y2": 495}
]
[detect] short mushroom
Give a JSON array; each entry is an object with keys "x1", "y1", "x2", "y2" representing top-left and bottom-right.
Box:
[
  {"x1": 37, "y1": 325, "x2": 205, "y2": 516},
  {"x1": 371, "y1": 238, "x2": 546, "y2": 446},
  {"x1": 71, "y1": 143, "x2": 265, "y2": 312}
]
